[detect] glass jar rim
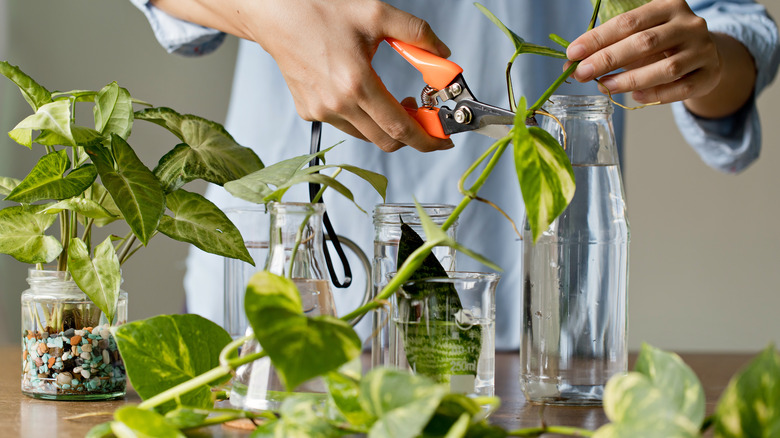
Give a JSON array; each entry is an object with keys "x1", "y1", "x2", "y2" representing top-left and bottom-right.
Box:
[
  {"x1": 373, "y1": 203, "x2": 456, "y2": 222},
  {"x1": 268, "y1": 201, "x2": 326, "y2": 215},
  {"x1": 543, "y1": 94, "x2": 613, "y2": 114},
  {"x1": 388, "y1": 271, "x2": 501, "y2": 286}
]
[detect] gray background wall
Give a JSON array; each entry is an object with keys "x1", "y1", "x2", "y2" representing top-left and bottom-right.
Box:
[{"x1": 1, "y1": 0, "x2": 778, "y2": 352}]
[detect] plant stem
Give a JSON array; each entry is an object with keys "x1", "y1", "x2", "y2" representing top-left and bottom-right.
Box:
[
  {"x1": 507, "y1": 425, "x2": 595, "y2": 437},
  {"x1": 700, "y1": 414, "x2": 714, "y2": 433},
  {"x1": 58, "y1": 212, "x2": 70, "y2": 271},
  {"x1": 138, "y1": 365, "x2": 232, "y2": 410},
  {"x1": 116, "y1": 233, "x2": 136, "y2": 265}
]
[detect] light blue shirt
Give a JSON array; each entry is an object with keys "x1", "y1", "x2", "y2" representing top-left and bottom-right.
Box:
[{"x1": 130, "y1": 0, "x2": 778, "y2": 350}]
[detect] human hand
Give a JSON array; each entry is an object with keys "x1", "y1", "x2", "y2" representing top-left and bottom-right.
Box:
[
  {"x1": 565, "y1": 0, "x2": 723, "y2": 107},
  {"x1": 240, "y1": 0, "x2": 453, "y2": 152}
]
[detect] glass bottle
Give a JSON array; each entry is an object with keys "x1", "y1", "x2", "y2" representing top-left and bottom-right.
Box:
[
  {"x1": 231, "y1": 202, "x2": 336, "y2": 411},
  {"x1": 371, "y1": 203, "x2": 457, "y2": 367},
  {"x1": 21, "y1": 269, "x2": 127, "y2": 400},
  {"x1": 520, "y1": 95, "x2": 629, "y2": 405}
]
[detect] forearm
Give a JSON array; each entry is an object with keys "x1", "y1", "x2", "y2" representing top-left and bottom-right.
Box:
[
  {"x1": 683, "y1": 32, "x2": 757, "y2": 119},
  {"x1": 150, "y1": 0, "x2": 256, "y2": 41}
]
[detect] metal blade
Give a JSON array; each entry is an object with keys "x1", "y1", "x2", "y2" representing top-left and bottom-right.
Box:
[{"x1": 473, "y1": 124, "x2": 512, "y2": 140}]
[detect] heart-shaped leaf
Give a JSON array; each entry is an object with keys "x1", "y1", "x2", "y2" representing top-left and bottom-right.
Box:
[
  {"x1": 326, "y1": 368, "x2": 374, "y2": 429},
  {"x1": 0, "y1": 204, "x2": 61, "y2": 264},
  {"x1": 714, "y1": 345, "x2": 780, "y2": 438},
  {"x1": 254, "y1": 394, "x2": 342, "y2": 438},
  {"x1": 135, "y1": 107, "x2": 263, "y2": 192},
  {"x1": 359, "y1": 368, "x2": 448, "y2": 438},
  {"x1": 11, "y1": 100, "x2": 75, "y2": 146},
  {"x1": 35, "y1": 126, "x2": 104, "y2": 148},
  {"x1": 513, "y1": 98, "x2": 576, "y2": 243},
  {"x1": 87, "y1": 135, "x2": 165, "y2": 245},
  {"x1": 244, "y1": 271, "x2": 362, "y2": 391},
  {"x1": 81, "y1": 183, "x2": 122, "y2": 227},
  {"x1": 475, "y1": 3, "x2": 565, "y2": 59},
  {"x1": 111, "y1": 406, "x2": 185, "y2": 438},
  {"x1": 6, "y1": 150, "x2": 97, "y2": 203},
  {"x1": 41, "y1": 197, "x2": 116, "y2": 219},
  {"x1": 157, "y1": 189, "x2": 253, "y2": 264},
  {"x1": 67, "y1": 237, "x2": 121, "y2": 325},
  {"x1": 0, "y1": 177, "x2": 21, "y2": 196},
  {"x1": 113, "y1": 314, "x2": 233, "y2": 413},
  {"x1": 94, "y1": 82, "x2": 133, "y2": 140},
  {"x1": 0, "y1": 60, "x2": 52, "y2": 111}
]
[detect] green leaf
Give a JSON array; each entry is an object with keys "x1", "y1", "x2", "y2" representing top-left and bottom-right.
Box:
[
  {"x1": 52, "y1": 89, "x2": 98, "y2": 101},
  {"x1": 112, "y1": 405, "x2": 186, "y2": 438},
  {"x1": 113, "y1": 314, "x2": 233, "y2": 413},
  {"x1": 0, "y1": 177, "x2": 21, "y2": 196},
  {"x1": 594, "y1": 345, "x2": 705, "y2": 438},
  {"x1": 253, "y1": 394, "x2": 344, "y2": 438},
  {"x1": 87, "y1": 135, "x2": 165, "y2": 245},
  {"x1": 157, "y1": 189, "x2": 253, "y2": 264},
  {"x1": 135, "y1": 107, "x2": 263, "y2": 192},
  {"x1": 41, "y1": 197, "x2": 116, "y2": 219},
  {"x1": 303, "y1": 164, "x2": 388, "y2": 202},
  {"x1": 474, "y1": 4, "x2": 565, "y2": 59},
  {"x1": 223, "y1": 146, "x2": 337, "y2": 203},
  {"x1": 12, "y1": 100, "x2": 75, "y2": 146},
  {"x1": 422, "y1": 393, "x2": 485, "y2": 437},
  {"x1": 513, "y1": 97, "x2": 576, "y2": 243},
  {"x1": 83, "y1": 183, "x2": 122, "y2": 227},
  {"x1": 67, "y1": 237, "x2": 121, "y2": 325},
  {"x1": 9, "y1": 127, "x2": 32, "y2": 148},
  {"x1": 634, "y1": 343, "x2": 705, "y2": 426},
  {"x1": 6, "y1": 150, "x2": 97, "y2": 203},
  {"x1": 85, "y1": 422, "x2": 115, "y2": 438},
  {"x1": 0, "y1": 61, "x2": 52, "y2": 111},
  {"x1": 326, "y1": 371, "x2": 375, "y2": 429},
  {"x1": 714, "y1": 345, "x2": 780, "y2": 438},
  {"x1": 0, "y1": 204, "x2": 61, "y2": 264},
  {"x1": 35, "y1": 126, "x2": 104, "y2": 148},
  {"x1": 94, "y1": 82, "x2": 133, "y2": 139},
  {"x1": 591, "y1": 0, "x2": 652, "y2": 24},
  {"x1": 443, "y1": 413, "x2": 470, "y2": 438},
  {"x1": 244, "y1": 271, "x2": 362, "y2": 391},
  {"x1": 359, "y1": 368, "x2": 448, "y2": 438},
  {"x1": 163, "y1": 407, "x2": 209, "y2": 429}
]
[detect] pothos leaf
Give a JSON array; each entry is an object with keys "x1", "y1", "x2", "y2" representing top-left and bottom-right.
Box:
[
  {"x1": 113, "y1": 314, "x2": 233, "y2": 413},
  {"x1": 67, "y1": 237, "x2": 121, "y2": 325},
  {"x1": 244, "y1": 271, "x2": 362, "y2": 391},
  {"x1": 0, "y1": 60, "x2": 52, "y2": 111},
  {"x1": 714, "y1": 345, "x2": 780, "y2": 438},
  {"x1": 513, "y1": 98, "x2": 575, "y2": 243},
  {"x1": 474, "y1": 3, "x2": 565, "y2": 59},
  {"x1": 111, "y1": 405, "x2": 186, "y2": 438},
  {"x1": 590, "y1": 0, "x2": 652, "y2": 24}
]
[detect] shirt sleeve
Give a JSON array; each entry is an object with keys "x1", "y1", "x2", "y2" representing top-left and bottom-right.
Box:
[
  {"x1": 128, "y1": 0, "x2": 226, "y2": 56},
  {"x1": 672, "y1": 0, "x2": 780, "y2": 174}
]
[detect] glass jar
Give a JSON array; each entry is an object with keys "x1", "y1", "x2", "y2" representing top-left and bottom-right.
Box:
[
  {"x1": 521, "y1": 95, "x2": 629, "y2": 405},
  {"x1": 231, "y1": 202, "x2": 370, "y2": 411},
  {"x1": 371, "y1": 203, "x2": 457, "y2": 367},
  {"x1": 21, "y1": 269, "x2": 127, "y2": 400}
]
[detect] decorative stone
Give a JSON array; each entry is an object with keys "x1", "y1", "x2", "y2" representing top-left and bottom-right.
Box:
[
  {"x1": 56, "y1": 372, "x2": 73, "y2": 386},
  {"x1": 81, "y1": 344, "x2": 92, "y2": 353}
]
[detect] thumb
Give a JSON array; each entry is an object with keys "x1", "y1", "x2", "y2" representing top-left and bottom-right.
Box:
[{"x1": 379, "y1": 5, "x2": 451, "y2": 58}]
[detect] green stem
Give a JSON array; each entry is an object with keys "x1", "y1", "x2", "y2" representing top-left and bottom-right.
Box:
[
  {"x1": 508, "y1": 425, "x2": 595, "y2": 437},
  {"x1": 506, "y1": 51, "x2": 520, "y2": 112},
  {"x1": 116, "y1": 233, "x2": 136, "y2": 265},
  {"x1": 700, "y1": 414, "x2": 715, "y2": 433},
  {"x1": 58, "y1": 212, "x2": 70, "y2": 271}
]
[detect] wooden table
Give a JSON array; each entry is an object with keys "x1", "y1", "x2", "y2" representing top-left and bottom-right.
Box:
[{"x1": 0, "y1": 346, "x2": 752, "y2": 437}]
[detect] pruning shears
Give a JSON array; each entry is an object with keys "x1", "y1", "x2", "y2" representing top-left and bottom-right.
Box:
[{"x1": 386, "y1": 38, "x2": 519, "y2": 140}]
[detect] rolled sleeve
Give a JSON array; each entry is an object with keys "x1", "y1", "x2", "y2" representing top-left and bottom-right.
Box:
[
  {"x1": 672, "y1": 0, "x2": 780, "y2": 173},
  {"x1": 128, "y1": 0, "x2": 226, "y2": 56}
]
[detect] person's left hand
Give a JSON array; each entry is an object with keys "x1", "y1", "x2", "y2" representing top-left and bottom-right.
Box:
[{"x1": 565, "y1": 0, "x2": 721, "y2": 106}]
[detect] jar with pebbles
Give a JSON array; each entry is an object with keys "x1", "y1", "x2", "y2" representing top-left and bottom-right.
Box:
[{"x1": 20, "y1": 269, "x2": 127, "y2": 400}]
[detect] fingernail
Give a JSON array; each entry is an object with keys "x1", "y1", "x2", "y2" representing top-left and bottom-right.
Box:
[
  {"x1": 436, "y1": 40, "x2": 451, "y2": 58},
  {"x1": 567, "y1": 44, "x2": 586, "y2": 60},
  {"x1": 574, "y1": 63, "x2": 594, "y2": 81},
  {"x1": 600, "y1": 77, "x2": 617, "y2": 92},
  {"x1": 632, "y1": 90, "x2": 645, "y2": 102}
]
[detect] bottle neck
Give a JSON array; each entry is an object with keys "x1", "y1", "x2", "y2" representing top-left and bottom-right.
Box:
[
  {"x1": 265, "y1": 202, "x2": 326, "y2": 279},
  {"x1": 541, "y1": 95, "x2": 619, "y2": 166}
]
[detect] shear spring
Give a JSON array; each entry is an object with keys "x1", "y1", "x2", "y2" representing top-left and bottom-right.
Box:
[{"x1": 421, "y1": 85, "x2": 438, "y2": 108}]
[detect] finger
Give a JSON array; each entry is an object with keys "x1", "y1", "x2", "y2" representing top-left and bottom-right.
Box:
[
  {"x1": 326, "y1": 118, "x2": 370, "y2": 143},
  {"x1": 573, "y1": 26, "x2": 684, "y2": 82},
  {"x1": 400, "y1": 96, "x2": 418, "y2": 109},
  {"x1": 567, "y1": 0, "x2": 672, "y2": 61},
  {"x1": 632, "y1": 69, "x2": 717, "y2": 104},
  {"x1": 595, "y1": 49, "x2": 702, "y2": 95},
  {"x1": 378, "y1": 3, "x2": 450, "y2": 57}
]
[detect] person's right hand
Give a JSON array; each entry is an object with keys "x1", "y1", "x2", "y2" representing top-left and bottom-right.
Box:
[{"x1": 153, "y1": 0, "x2": 454, "y2": 152}]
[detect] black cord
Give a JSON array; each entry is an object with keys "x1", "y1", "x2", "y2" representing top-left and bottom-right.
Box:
[{"x1": 309, "y1": 121, "x2": 353, "y2": 288}]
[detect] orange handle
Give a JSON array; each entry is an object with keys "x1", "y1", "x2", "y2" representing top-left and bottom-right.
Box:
[
  {"x1": 404, "y1": 106, "x2": 448, "y2": 139},
  {"x1": 386, "y1": 38, "x2": 463, "y2": 90}
]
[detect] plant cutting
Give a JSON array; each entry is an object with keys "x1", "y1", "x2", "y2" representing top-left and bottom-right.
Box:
[{"x1": 0, "y1": 61, "x2": 265, "y2": 399}]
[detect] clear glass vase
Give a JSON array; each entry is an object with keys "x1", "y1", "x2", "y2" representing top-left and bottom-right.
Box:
[
  {"x1": 520, "y1": 95, "x2": 630, "y2": 406},
  {"x1": 231, "y1": 202, "x2": 338, "y2": 411},
  {"x1": 20, "y1": 269, "x2": 127, "y2": 400},
  {"x1": 371, "y1": 203, "x2": 457, "y2": 367}
]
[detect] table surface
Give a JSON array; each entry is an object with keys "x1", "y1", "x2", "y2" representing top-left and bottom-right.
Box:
[{"x1": 0, "y1": 345, "x2": 752, "y2": 437}]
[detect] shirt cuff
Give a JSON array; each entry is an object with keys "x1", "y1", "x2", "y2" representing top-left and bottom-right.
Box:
[{"x1": 128, "y1": 0, "x2": 226, "y2": 56}]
